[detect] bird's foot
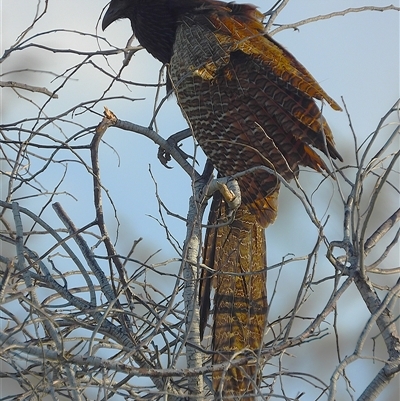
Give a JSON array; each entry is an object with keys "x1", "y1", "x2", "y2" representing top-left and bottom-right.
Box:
[{"x1": 157, "y1": 128, "x2": 194, "y2": 168}]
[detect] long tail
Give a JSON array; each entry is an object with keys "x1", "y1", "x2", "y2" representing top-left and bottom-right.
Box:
[{"x1": 200, "y1": 191, "x2": 277, "y2": 400}]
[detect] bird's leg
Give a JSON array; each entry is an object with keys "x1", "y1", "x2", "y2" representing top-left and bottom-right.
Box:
[
  {"x1": 158, "y1": 131, "x2": 241, "y2": 220},
  {"x1": 188, "y1": 158, "x2": 242, "y2": 226},
  {"x1": 195, "y1": 159, "x2": 214, "y2": 193},
  {"x1": 157, "y1": 128, "x2": 194, "y2": 168},
  {"x1": 212, "y1": 177, "x2": 241, "y2": 223},
  {"x1": 200, "y1": 158, "x2": 215, "y2": 182},
  {"x1": 201, "y1": 173, "x2": 242, "y2": 226}
]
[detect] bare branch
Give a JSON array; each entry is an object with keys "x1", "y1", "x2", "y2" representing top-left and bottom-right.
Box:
[{"x1": 0, "y1": 80, "x2": 58, "y2": 98}]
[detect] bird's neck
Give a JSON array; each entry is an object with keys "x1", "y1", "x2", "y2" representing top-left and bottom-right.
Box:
[{"x1": 133, "y1": 1, "x2": 180, "y2": 64}]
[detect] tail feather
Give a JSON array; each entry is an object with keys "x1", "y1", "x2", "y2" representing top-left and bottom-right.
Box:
[{"x1": 201, "y1": 191, "x2": 274, "y2": 399}]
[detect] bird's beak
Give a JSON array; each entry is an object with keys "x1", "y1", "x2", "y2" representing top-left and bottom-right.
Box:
[{"x1": 102, "y1": 5, "x2": 119, "y2": 31}]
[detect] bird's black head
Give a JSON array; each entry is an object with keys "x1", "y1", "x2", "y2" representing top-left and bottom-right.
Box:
[
  {"x1": 102, "y1": 0, "x2": 179, "y2": 64},
  {"x1": 102, "y1": 0, "x2": 136, "y2": 31}
]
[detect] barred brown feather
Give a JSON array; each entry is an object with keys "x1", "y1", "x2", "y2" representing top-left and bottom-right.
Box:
[{"x1": 201, "y1": 192, "x2": 275, "y2": 400}]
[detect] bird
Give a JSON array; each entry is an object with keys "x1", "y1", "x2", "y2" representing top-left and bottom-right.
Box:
[{"x1": 102, "y1": 1, "x2": 342, "y2": 399}]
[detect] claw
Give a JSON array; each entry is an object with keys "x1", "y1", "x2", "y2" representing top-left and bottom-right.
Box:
[
  {"x1": 157, "y1": 146, "x2": 173, "y2": 168},
  {"x1": 157, "y1": 128, "x2": 194, "y2": 168}
]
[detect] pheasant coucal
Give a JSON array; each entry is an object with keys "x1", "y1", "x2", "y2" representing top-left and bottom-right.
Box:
[{"x1": 102, "y1": 1, "x2": 342, "y2": 399}]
